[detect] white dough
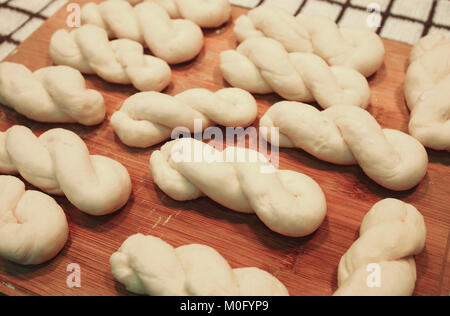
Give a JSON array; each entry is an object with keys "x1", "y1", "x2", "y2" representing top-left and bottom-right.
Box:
[
  {"x1": 124, "y1": 0, "x2": 231, "y2": 28},
  {"x1": 110, "y1": 88, "x2": 257, "y2": 148},
  {"x1": 234, "y1": 5, "x2": 385, "y2": 77},
  {"x1": 220, "y1": 37, "x2": 371, "y2": 109},
  {"x1": 110, "y1": 234, "x2": 289, "y2": 296},
  {"x1": 260, "y1": 101, "x2": 429, "y2": 191},
  {"x1": 0, "y1": 62, "x2": 105, "y2": 126},
  {"x1": 0, "y1": 175, "x2": 69, "y2": 265},
  {"x1": 50, "y1": 25, "x2": 172, "y2": 92},
  {"x1": 334, "y1": 199, "x2": 427, "y2": 296},
  {"x1": 0, "y1": 126, "x2": 132, "y2": 216},
  {"x1": 149, "y1": 138, "x2": 327, "y2": 237},
  {"x1": 405, "y1": 33, "x2": 450, "y2": 151},
  {"x1": 81, "y1": 1, "x2": 204, "y2": 64}
]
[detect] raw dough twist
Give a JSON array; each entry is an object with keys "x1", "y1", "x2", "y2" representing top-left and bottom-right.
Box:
[
  {"x1": 405, "y1": 33, "x2": 450, "y2": 151},
  {"x1": 50, "y1": 24, "x2": 172, "y2": 92},
  {"x1": 150, "y1": 138, "x2": 327, "y2": 237},
  {"x1": 334, "y1": 199, "x2": 426, "y2": 296},
  {"x1": 0, "y1": 176, "x2": 69, "y2": 265},
  {"x1": 81, "y1": 0, "x2": 203, "y2": 64},
  {"x1": 0, "y1": 62, "x2": 105, "y2": 126},
  {"x1": 124, "y1": 0, "x2": 231, "y2": 28},
  {"x1": 111, "y1": 88, "x2": 257, "y2": 148},
  {"x1": 220, "y1": 37, "x2": 370, "y2": 109},
  {"x1": 234, "y1": 5, "x2": 385, "y2": 77},
  {"x1": 110, "y1": 234, "x2": 289, "y2": 296},
  {"x1": 0, "y1": 126, "x2": 132, "y2": 216},
  {"x1": 260, "y1": 101, "x2": 428, "y2": 191}
]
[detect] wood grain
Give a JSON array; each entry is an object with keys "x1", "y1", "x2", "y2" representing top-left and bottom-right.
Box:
[{"x1": 0, "y1": 1, "x2": 448, "y2": 296}]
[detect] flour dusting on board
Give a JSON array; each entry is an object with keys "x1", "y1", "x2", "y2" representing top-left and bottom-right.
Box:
[{"x1": 1, "y1": 281, "x2": 15, "y2": 291}]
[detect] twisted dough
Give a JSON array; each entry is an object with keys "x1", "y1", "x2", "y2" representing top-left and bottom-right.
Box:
[
  {"x1": 234, "y1": 5, "x2": 385, "y2": 78},
  {"x1": 404, "y1": 33, "x2": 450, "y2": 151},
  {"x1": 50, "y1": 24, "x2": 171, "y2": 92},
  {"x1": 0, "y1": 176, "x2": 69, "y2": 265},
  {"x1": 260, "y1": 102, "x2": 428, "y2": 191},
  {"x1": 0, "y1": 62, "x2": 105, "y2": 126},
  {"x1": 111, "y1": 88, "x2": 257, "y2": 148},
  {"x1": 110, "y1": 234, "x2": 289, "y2": 296},
  {"x1": 150, "y1": 138, "x2": 327, "y2": 237},
  {"x1": 81, "y1": 0, "x2": 203, "y2": 64},
  {"x1": 334, "y1": 199, "x2": 426, "y2": 296},
  {"x1": 124, "y1": 0, "x2": 231, "y2": 28},
  {"x1": 0, "y1": 126, "x2": 132, "y2": 216},
  {"x1": 220, "y1": 37, "x2": 370, "y2": 109}
]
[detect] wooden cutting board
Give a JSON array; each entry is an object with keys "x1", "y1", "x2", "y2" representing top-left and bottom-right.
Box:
[{"x1": 0, "y1": 1, "x2": 448, "y2": 296}]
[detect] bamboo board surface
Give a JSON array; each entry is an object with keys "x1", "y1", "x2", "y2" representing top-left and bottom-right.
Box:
[{"x1": 0, "y1": 1, "x2": 449, "y2": 296}]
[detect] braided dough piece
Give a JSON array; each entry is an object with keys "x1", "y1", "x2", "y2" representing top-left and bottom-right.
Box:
[
  {"x1": 111, "y1": 88, "x2": 257, "y2": 148},
  {"x1": 0, "y1": 126, "x2": 132, "y2": 216},
  {"x1": 220, "y1": 37, "x2": 370, "y2": 109},
  {"x1": 124, "y1": 0, "x2": 231, "y2": 28},
  {"x1": 50, "y1": 25, "x2": 171, "y2": 92},
  {"x1": 404, "y1": 33, "x2": 450, "y2": 151},
  {"x1": 150, "y1": 138, "x2": 327, "y2": 237},
  {"x1": 0, "y1": 62, "x2": 105, "y2": 126},
  {"x1": 110, "y1": 233, "x2": 289, "y2": 296},
  {"x1": 234, "y1": 5, "x2": 385, "y2": 78},
  {"x1": 260, "y1": 102, "x2": 428, "y2": 191},
  {"x1": 0, "y1": 176, "x2": 69, "y2": 265},
  {"x1": 81, "y1": 0, "x2": 203, "y2": 64},
  {"x1": 334, "y1": 199, "x2": 426, "y2": 296}
]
